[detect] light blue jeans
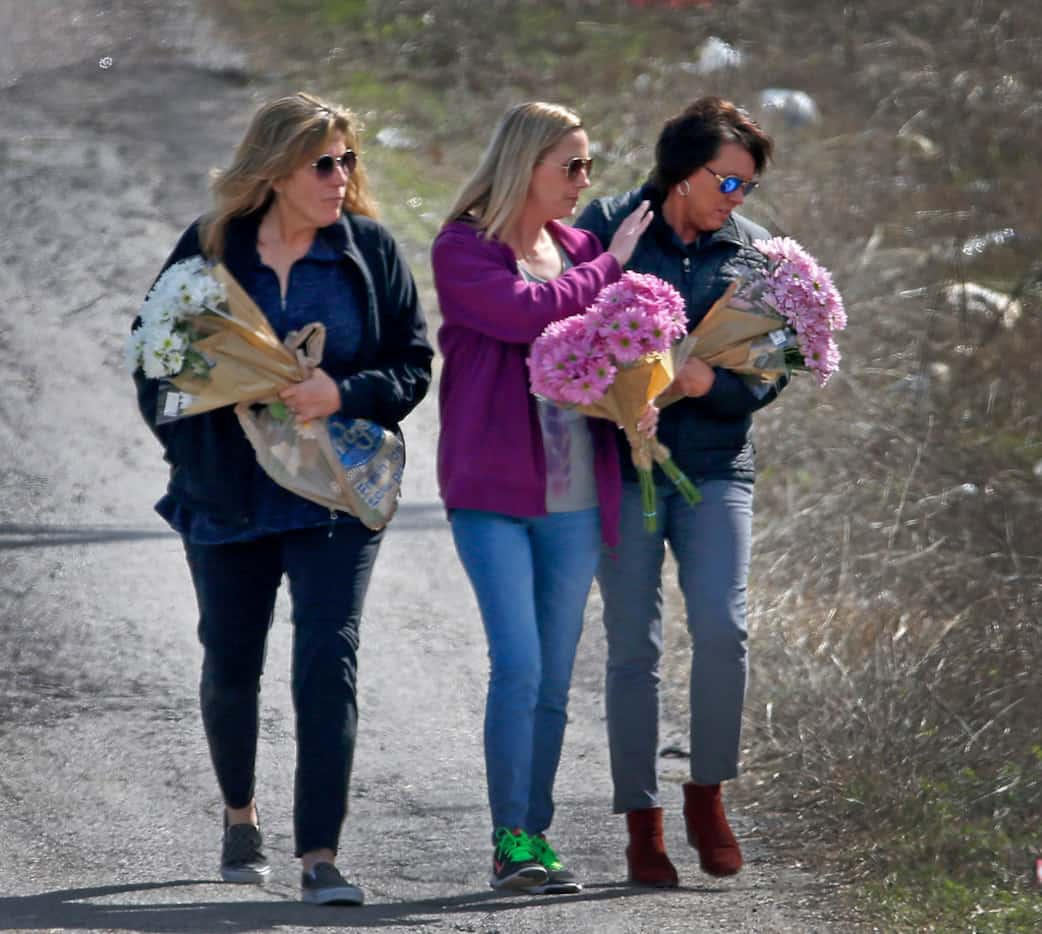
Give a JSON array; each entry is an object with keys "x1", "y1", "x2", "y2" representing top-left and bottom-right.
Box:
[
  {"x1": 598, "y1": 479, "x2": 753, "y2": 812},
  {"x1": 451, "y1": 507, "x2": 601, "y2": 836}
]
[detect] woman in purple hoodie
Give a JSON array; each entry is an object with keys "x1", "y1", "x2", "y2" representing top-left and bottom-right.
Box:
[{"x1": 432, "y1": 102, "x2": 651, "y2": 893}]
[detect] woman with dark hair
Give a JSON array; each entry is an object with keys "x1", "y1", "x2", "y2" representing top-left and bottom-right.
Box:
[
  {"x1": 575, "y1": 96, "x2": 784, "y2": 886},
  {"x1": 433, "y1": 101, "x2": 651, "y2": 893},
  {"x1": 131, "y1": 92, "x2": 432, "y2": 905}
]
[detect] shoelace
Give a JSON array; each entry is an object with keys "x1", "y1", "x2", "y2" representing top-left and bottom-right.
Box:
[
  {"x1": 529, "y1": 835, "x2": 563, "y2": 870},
  {"x1": 495, "y1": 828, "x2": 536, "y2": 861}
]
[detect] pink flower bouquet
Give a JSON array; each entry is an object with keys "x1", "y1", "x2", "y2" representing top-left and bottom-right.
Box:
[
  {"x1": 752, "y1": 236, "x2": 846, "y2": 385},
  {"x1": 662, "y1": 237, "x2": 846, "y2": 405},
  {"x1": 528, "y1": 271, "x2": 701, "y2": 531}
]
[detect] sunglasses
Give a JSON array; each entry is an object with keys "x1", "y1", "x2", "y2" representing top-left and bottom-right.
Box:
[
  {"x1": 703, "y1": 165, "x2": 758, "y2": 196},
  {"x1": 311, "y1": 149, "x2": 357, "y2": 178},
  {"x1": 544, "y1": 156, "x2": 594, "y2": 182}
]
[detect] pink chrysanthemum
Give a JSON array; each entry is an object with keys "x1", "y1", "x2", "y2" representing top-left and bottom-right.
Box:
[
  {"x1": 528, "y1": 314, "x2": 614, "y2": 403},
  {"x1": 587, "y1": 271, "x2": 688, "y2": 357}
]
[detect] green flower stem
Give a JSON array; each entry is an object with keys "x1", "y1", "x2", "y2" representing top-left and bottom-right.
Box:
[
  {"x1": 657, "y1": 457, "x2": 702, "y2": 506},
  {"x1": 267, "y1": 400, "x2": 291, "y2": 421},
  {"x1": 638, "y1": 467, "x2": 658, "y2": 533}
]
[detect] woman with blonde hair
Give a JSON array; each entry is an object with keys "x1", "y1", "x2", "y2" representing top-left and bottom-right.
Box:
[
  {"x1": 132, "y1": 92, "x2": 432, "y2": 905},
  {"x1": 432, "y1": 101, "x2": 651, "y2": 893}
]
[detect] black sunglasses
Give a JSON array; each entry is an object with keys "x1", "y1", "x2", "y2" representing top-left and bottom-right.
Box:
[
  {"x1": 545, "y1": 156, "x2": 594, "y2": 182},
  {"x1": 311, "y1": 149, "x2": 357, "y2": 178},
  {"x1": 703, "y1": 165, "x2": 758, "y2": 196}
]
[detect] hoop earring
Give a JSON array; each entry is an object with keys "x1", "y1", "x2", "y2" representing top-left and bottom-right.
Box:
[{"x1": 677, "y1": 179, "x2": 691, "y2": 197}]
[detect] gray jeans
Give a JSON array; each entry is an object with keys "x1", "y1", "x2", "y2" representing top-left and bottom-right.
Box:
[{"x1": 598, "y1": 478, "x2": 753, "y2": 812}]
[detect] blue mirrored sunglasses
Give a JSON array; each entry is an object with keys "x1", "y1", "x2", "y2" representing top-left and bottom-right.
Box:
[{"x1": 703, "y1": 165, "x2": 758, "y2": 196}]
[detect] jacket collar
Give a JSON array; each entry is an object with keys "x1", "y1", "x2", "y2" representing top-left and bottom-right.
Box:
[{"x1": 222, "y1": 209, "x2": 354, "y2": 276}]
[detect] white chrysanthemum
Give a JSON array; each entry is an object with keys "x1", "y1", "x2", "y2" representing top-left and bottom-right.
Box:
[
  {"x1": 141, "y1": 326, "x2": 187, "y2": 379},
  {"x1": 130, "y1": 257, "x2": 227, "y2": 383},
  {"x1": 124, "y1": 328, "x2": 144, "y2": 373},
  {"x1": 138, "y1": 257, "x2": 224, "y2": 329},
  {"x1": 134, "y1": 318, "x2": 168, "y2": 356},
  {"x1": 184, "y1": 270, "x2": 226, "y2": 311},
  {"x1": 142, "y1": 349, "x2": 170, "y2": 379},
  {"x1": 161, "y1": 348, "x2": 185, "y2": 374},
  {"x1": 176, "y1": 258, "x2": 224, "y2": 309}
]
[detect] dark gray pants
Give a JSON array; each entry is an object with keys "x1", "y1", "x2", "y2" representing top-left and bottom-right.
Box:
[
  {"x1": 598, "y1": 479, "x2": 753, "y2": 812},
  {"x1": 184, "y1": 521, "x2": 382, "y2": 856}
]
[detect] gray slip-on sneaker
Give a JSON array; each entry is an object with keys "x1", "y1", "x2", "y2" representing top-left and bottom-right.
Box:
[
  {"x1": 220, "y1": 822, "x2": 271, "y2": 884},
  {"x1": 301, "y1": 861, "x2": 364, "y2": 906}
]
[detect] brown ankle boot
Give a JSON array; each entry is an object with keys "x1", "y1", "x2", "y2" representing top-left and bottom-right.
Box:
[
  {"x1": 682, "y1": 782, "x2": 743, "y2": 876},
  {"x1": 625, "y1": 807, "x2": 679, "y2": 887}
]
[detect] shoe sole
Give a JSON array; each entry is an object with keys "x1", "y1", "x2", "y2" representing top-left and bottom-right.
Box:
[
  {"x1": 220, "y1": 865, "x2": 271, "y2": 884},
  {"x1": 698, "y1": 861, "x2": 742, "y2": 877},
  {"x1": 529, "y1": 880, "x2": 583, "y2": 895},
  {"x1": 488, "y1": 866, "x2": 549, "y2": 891},
  {"x1": 301, "y1": 886, "x2": 365, "y2": 906},
  {"x1": 628, "y1": 875, "x2": 679, "y2": 888}
]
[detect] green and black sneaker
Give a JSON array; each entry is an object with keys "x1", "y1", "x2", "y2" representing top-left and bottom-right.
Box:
[
  {"x1": 528, "y1": 833, "x2": 582, "y2": 894},
  {"x1": 490, "y1": 827, "x2": 548, "y2": 890}
]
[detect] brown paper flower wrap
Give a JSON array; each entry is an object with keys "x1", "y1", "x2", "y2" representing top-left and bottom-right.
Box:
[
  {"x1": 154, "y1": 263, "x2": 315, "y2": 417},
  {"x1": 138, "y1": 262, "x2": 401, "y2": 530},
  {"x1": 654, "y1": 279, "x2": 792, "y2": 412},
  {"x1": 574, "y1": 351, "x2": 701, "y2": 530}
]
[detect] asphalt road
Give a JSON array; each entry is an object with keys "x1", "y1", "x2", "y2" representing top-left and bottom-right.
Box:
[{"x1": 0, "y1": 2, "x2": 857, "y2": 931}]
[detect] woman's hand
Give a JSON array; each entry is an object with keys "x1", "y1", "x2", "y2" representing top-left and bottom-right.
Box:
[
  {"x1": 674, "y1": 357, "x2": 716, "y2": 398},
  {"x1": 278, "y1": 368, "x2": 341, "y2": 421},
  {"x1": 607, "y1": 200, "x2": 653, "y2": 267},
  {"x1": 636, "y1": 402, "x2": 659, "y2": 439}
]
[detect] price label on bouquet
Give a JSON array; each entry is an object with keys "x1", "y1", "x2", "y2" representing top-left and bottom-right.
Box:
[{"x1": 156, "y1": 384, "x2": 198, "y2": 424}]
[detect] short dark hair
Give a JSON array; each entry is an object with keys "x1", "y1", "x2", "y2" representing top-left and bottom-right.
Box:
[{"x1": 649, "y1": 96, "x2": 774, "y2": 193}]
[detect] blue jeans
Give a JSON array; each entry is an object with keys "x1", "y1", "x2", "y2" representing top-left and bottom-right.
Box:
[
  {"x1": 450, "y1": 507, "x2": 601, "y2": 836},
  {"x1": 598, "y1": 479, "x2": 753, "y2": 811}
]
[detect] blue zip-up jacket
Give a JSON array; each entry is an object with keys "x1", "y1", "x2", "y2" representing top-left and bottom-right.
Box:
[
  {"x1": 575, "y1": 184, "x2": 787, "y2": 484},
  {"x1": 132, "y1": 210, "x2": 433, "y2": 528}
]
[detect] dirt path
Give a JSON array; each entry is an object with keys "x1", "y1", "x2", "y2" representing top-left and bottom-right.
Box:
[{"x1": 0, "y1": 2, "x2": 858, "y2": 931}]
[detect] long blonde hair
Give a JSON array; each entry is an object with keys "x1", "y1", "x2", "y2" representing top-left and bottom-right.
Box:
[
  {"x1": 445, "y1": 102, "x2": 583, "y2": 241},
  {"x1": 200, "y1": 91, "x2": 378, "y2": 258}
]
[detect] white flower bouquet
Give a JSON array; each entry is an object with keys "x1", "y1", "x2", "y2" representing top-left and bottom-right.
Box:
[
  {"x1": 127, "y1": 257, "x2": 318, "y2": 421},
  {"x1": 127, "y1": 258, "x2": 401, "y2": 529}
]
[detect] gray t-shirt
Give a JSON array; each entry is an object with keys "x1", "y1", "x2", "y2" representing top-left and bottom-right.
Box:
[{"x1": 518, "y1": 244, "x2": 599, "y2": 513}]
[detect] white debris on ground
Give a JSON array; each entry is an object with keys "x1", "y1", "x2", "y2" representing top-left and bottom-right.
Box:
[
  {"x1": 943, "y1": 282, "x2": 1022, "y2": 329},
  {"x1": 374, "y1": 126, "x2": 418, "y2": 150},
  {"x1": 758, "y1": 88, "x2": 820, "y2": 127},
  {"x1": 680, "y1": 36, "x2": 743, "y2": 74}
]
